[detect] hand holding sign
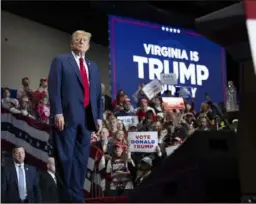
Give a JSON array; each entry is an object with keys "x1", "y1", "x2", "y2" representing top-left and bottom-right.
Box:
[{"x1": 142, "y1": 79, "x2": 162, "y2": 100}]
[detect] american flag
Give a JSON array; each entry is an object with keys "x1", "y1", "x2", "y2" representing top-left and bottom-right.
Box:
[
  {"x1": 1, "y1": 108, "x2": 106, "y2": 198},
  {"x1": 244, "y1": 0, "x2": 256, "y2": 74}
]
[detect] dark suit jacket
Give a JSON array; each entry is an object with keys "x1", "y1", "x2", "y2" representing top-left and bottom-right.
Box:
[
  {"x1": 48, "y1": 53, "x2": 103, "y2": 131},
  {"x1": 39, "y1": 171, "x2": 59, "y2": 203},
  {"x1": 103, "y1": 94, "x2": 112, "y2": 111},
  {"x1": 1, "y1": 164, "x2": 42, "y2": 203},
  {"x1": 93, "y1": 140, "x2": 113, "y2": 154}
]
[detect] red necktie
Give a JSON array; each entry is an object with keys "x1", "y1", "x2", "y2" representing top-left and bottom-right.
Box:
[{"x1": 79, "y1": 57, "x2": 90, "y2": 107}]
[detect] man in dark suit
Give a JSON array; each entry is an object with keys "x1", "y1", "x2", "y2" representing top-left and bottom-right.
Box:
[
  {"x1": 39, "y1": 157, "x2": 59, "y2": 203},
  {"x1": 93, "y1": 127, "x2": 113, "y2": 155},
  {"x1": 48, "y1": 30, "x2": 103, "y2": 203},
  {"x1": 1, "y1": 146, "x2": 41, "y2": 203},
  {"x1": 101, "y1": 83, "x2": 112, "y2": 111}
]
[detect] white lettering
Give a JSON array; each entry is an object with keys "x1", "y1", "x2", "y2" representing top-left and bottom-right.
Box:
[
  {"x1": 149, "y1": 58, "x2": 163, "y2": 80},
  {"x1": 143, "y1": 44, "x2": 189, "y2": 60},
  {"x1": 191, "y1": 88, "x2": 197, "y2": 98},
  {"x1": 196, "y1": 65, "x2": 209, "y2": 85},
  {"x1": 179, "y1": 62, "x2": 196, "y2": 85},
  {"x1": 133, "y1": 55, "x2": 148, "y2": 79}
]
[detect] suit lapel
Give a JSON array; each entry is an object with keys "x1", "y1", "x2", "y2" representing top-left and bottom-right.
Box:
[
  {"x1": 68, "y1": 54, "x2": 84, "y2": 87},
  {"x1": 11, "y1": 164, "x2": 19, "y2": 190},
  {"x1": 24, "y1": 165, "x2": 30, "y2": 190}
]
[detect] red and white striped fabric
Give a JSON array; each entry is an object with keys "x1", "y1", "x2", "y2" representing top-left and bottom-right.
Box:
[
  {"x1": 244, "y1": 0, "x2": 256, "y2": 74},
  {"x1": 1, "y1": 108, "x2": 105, "y2": 198}
]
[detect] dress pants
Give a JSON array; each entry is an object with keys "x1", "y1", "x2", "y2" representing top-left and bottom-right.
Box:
[{"x1": 53, "y1": 123, "x2": 90, "y2": 203}]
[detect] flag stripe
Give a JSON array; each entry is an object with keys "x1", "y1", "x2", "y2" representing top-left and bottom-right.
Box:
[
  {"x1": 1, "y1": 131, "x2": 49, "y2": 162},
  {"x1": 244, "y1": 0, "x2": 256, "y2": 19},
  {"x1": 2, "y1": 113, "x2": 49, "y2": 142}
]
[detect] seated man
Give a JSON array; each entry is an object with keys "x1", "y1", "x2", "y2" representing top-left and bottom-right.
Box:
[{"x1": 1, "y1": 87, "x2": 19, "y2": 111}]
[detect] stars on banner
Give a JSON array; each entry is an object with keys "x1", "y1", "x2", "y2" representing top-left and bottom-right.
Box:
[{"x1": 161, "y1": 26, "x2": 181, "y2": 34}]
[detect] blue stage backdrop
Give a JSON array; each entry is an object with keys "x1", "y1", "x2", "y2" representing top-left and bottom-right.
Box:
[{"x1": 108, "y1": 15, "x2": 226, "y2": 110}]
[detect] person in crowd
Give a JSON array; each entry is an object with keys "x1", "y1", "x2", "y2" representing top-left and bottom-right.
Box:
[
  {"x1": 32, "y1": 78, "x2": 48, "y2": 110},
  {"x1": 151, "y1": 96, "x2": 163, "y2": 114},
  {"x1": 94, "y1": 127, "x2": 113, "y2": 160},
  {"x1": 134, "y1": 156, "x2": 153, "y2": 186},
  {"x1": 163, "y1": 90, "x2": 172, "y2": 97},
  {"x1": 112, "y1": 89, "x2": 126, "y2": 109},
  {"x1": 10, "y1": 95, "x2": 35, "y2": 119},
  {"x1": 108, "y1": 118, "x2": 118, "y2": 137},
  {"x1": 1, "y1": 146, "x2": 42, "y2": 203},
  {"x1": 37, "y1": 94, "x2": 50, "y2": 123},
  {"x1": 116, "y1": 120, "x2": 126, "y2": 132},
  {"x1": 105, "y1": 142, "x2": 135, "y2": 196},
  {"x1": 156, "y1": 112, "x2": 164, "y2": 123},
  {"x1": 197, "y1": 102, "x2": 214, "y2": 125},
  {"x1": 17, "y1": 77, "x2": 33, "y2": 101},
  {"x1": 197, "y1": 115, "x2": 211, "y2": 131},
  {"x1": 132, "y1": 83, "x2": 146, "y2": 105},
  {"x1": 138, "y1": 110, "x2": 156, "y2": 131},
  {"x1": 40, "y1": 157, "x2": 59, "y2": 203},
  {"x1": 111, "y1": 130, "x2": 128, "y2": 146},
  {"x1": 1, "y1": 87, "x2": 20, "y2": 111},
  {"x1": 115, "y1": 98, "x2": 135, "y2": 117},
  {"x1": 104, "y1": 111, "x2": 116, "y2": 130},
  {"x1": 153, "y1": 121, "x2": 163, "y2": 132},
  {"x1": 90, "y1": 131, "x2": 99, "y2": 144},
  {"x1": 136, "y1": 98, "x2": 156, "y2": 121},
  {"x1": 101, "y1": 83, "x2": 113, "y2": 111},
  {"x1": 48, "y1": 30, "x2": 103, "y2": 203}
]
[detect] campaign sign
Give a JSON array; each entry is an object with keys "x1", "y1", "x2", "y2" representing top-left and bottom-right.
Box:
[
  {"x1": 142, "y1": 79, "x2": 162, "y2": 100},
  {"x1": 117, "y1": 115, "x2": 139, "y2": 130},
  {"x1": 109, "y1": 15, "x2": 226, "y2": 110},
  {"x1": 128, "y1": 131, "x2": 158, "y2": 153},
  {"x1": 162, "y1": 97, "x2": 185, "y2": 110},
  {"x1": 160, "y1": 73, "x2": 177, "y2": 85}
]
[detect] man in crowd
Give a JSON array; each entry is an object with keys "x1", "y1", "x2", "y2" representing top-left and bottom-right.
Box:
[
  {"x1": 17, "y1": 77, "x2": 33, "y2": 101},
  {"x1": 115, "y1": 98, "x2": 135, "y2": 117},
  {"x1": 48, "y1": 30, "x2": 103, "y2": 202},
  {"x1": 1, "y1": 146, "x2": 41, "y2": 203},
  {"x1": 40, "y1": 157, "x2": 59, "y2": 203}
]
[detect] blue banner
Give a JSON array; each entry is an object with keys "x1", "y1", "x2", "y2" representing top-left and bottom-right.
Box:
[{"x1": 109, "y1": 15, "x2": 226, "y2": 110}]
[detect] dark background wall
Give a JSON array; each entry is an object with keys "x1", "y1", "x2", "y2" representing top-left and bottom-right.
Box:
[{"x1": 1, "y1": 0, "x2": 241, "y2": 91}]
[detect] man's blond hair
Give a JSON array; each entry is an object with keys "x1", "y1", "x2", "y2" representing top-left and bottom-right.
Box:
[{"x1": 71, "y1": 30, "x2": 92, "y2": 41}]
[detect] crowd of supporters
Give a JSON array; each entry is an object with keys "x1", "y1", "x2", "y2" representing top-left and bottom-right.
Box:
[
  {"x1": 1, "y1": 77, "x2": 49, "y2": 123},
  {"x1": 1, "y1": 77, "x2": 239, "y2": 199}
]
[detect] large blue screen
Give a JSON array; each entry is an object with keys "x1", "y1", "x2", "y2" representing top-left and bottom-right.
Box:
[{"x1": 108, "y1": 15, "x2": 226, "y2": 110}]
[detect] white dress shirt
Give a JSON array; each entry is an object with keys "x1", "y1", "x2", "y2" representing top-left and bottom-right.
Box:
[
  {"x1": 14, "y1": 162, "x2": 27, "y2": 198},
  {"x1": 72, "y1": 51, "x2": 90, "y2": 82},
  {"x1": 47, "y1": 171, "x2": 57, "y2": 184}
]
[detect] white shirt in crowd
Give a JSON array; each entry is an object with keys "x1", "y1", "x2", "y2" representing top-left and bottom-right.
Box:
[
  {"x1": 14, "y1": 162, "x2": 27, "y2": 198},
  {"x1": 47, "y1": 171, "x2": 57, "y2": 184}
]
